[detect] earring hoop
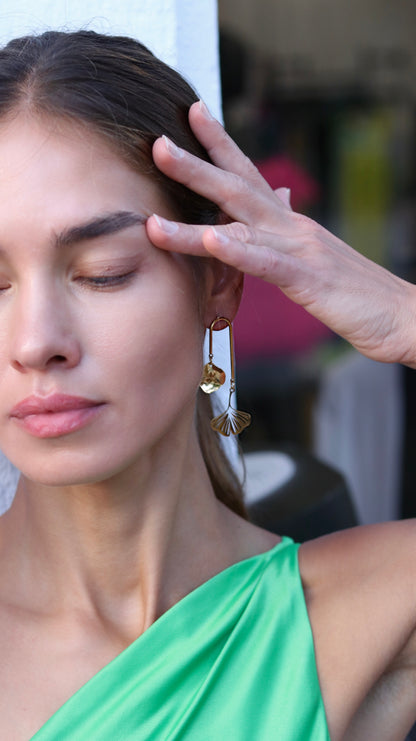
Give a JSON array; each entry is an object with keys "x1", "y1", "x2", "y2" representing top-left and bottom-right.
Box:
[{"x1": 201, "y1": 317, "x2": 251, "y2": 437}]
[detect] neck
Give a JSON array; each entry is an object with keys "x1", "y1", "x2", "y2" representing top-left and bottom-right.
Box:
[{"x1": 0, "y1": 428, "x2": 247, "y2": 635}]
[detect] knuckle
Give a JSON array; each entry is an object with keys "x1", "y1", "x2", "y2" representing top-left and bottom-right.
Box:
[
  {"x1": 291, "y1": 215, "x2": 323, "y2": 250},
  {"x1": 291, "y1": 212, "x2": 316, "y2": 230},
  {"x1": 240, "y1": 152, "x2": 258, "y2": 176},
  {"x1": 225, "y1": 222, "x2": 254, "y2": 243},
  {"x1": 223, "y1": 171, "x2": 252, "y2": 201}
]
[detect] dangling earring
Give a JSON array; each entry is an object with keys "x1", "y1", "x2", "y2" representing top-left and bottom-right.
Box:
[
  {"x1": 199, "y1": 320, "x2": 226, "y2": 394},
  {"x1": 199, "y1": 317, "x2": 251, "y2": 436}
]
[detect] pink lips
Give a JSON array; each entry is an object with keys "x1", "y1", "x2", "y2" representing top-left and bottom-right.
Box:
[{"x1": 10, "y1": 394, "x2": 104, "y2": 438}]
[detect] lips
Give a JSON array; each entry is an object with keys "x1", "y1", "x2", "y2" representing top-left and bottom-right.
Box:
[
  {"x1": 10, "y1": 394, "x2": 104, "y2": 438},
  {"x1": 10, "y1": 394, "x2": 100, "y2": 418}
]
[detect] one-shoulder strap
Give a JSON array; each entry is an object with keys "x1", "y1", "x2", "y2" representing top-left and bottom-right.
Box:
[{"x1": 32, "y1": 536, "x2": 330, "y2": 740}]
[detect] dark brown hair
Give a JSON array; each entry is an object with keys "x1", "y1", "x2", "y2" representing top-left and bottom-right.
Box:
[{"x1": 0, "y1": 29, "x2": 246, "y2": 517}]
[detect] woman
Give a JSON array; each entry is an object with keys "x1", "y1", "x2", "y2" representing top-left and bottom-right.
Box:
[{"x1": 0, "y1": 29, "x2": 414, "y2": 741}]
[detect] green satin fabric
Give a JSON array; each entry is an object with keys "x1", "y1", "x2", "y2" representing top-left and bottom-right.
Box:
[{"x1": 31, "y1": 537, "x2": 330, "y2": 740}]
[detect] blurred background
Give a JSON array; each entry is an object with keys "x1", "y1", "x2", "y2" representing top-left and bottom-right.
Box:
[{"x1": 217, "y1": 0, "x2": 416, "y2": 528}]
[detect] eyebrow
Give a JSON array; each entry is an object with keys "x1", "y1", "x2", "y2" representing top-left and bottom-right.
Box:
[{"x1": 54, "y1": 211, "x2": 146, "y2": 248}]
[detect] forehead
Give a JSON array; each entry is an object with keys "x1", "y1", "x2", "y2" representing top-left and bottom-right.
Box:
[{"x1": 0, "y1": 113, "x2": 167, "y2": 236}]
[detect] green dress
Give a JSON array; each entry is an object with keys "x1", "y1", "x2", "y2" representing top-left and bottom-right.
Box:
[{"x1": 31, "y1": 537, "x2": 330, "y2": 739}]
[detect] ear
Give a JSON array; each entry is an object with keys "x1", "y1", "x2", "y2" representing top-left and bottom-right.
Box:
[{"x1": 202, "y1": 258, "x2": 244, "y2": 328}]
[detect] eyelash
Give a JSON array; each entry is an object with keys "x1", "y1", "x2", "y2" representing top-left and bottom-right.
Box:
[
  {"x1": 0, "y1": 270, "x2": 137, "y2": 294},
  {"x1": 76, "y1": 271, "x2": 136, "y2": 289}
]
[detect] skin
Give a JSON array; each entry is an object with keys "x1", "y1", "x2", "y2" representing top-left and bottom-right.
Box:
[
  {"x1": 0, "y1": 102, "x2": 415, "y2": 740},
  {"x1": 146, "y1": 101, "x2": 416, "y2": 740},
  {"x1": 147, "y1": 102, "x2": 416, "y2": 369},
  {"x1": 0, "y1": 113, "x2": 276, "y2": 739}
]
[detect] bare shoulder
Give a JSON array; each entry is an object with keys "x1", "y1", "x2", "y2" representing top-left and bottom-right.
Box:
[
  {"x1": 299, "y1": 519, "x2": 416, "y2": 592},
  {"x1": 297, "y1": 522, "x2": 416, "y2": 740}
]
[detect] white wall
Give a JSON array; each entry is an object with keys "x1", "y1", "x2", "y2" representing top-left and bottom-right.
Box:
[{"x1": 0, "y1": 1, "x2": 223, "y2": 116}]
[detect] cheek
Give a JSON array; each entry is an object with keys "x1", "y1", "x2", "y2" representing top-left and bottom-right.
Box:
[{"x1": 84, "y1": 272, "x2": 204, "y2": 400}]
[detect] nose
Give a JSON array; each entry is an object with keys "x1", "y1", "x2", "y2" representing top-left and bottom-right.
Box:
[{"x1": 10, "y1": 279, "x2": 81, "y2": 373}]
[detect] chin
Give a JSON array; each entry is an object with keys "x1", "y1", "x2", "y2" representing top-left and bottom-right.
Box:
[{"x1": 12, "y1": 450, "x2": 131, "y2": 489}]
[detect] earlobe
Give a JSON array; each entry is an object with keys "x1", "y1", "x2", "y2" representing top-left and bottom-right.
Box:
[{"x1": 203, "y1": 258, "x2": 244, "y2": 328}]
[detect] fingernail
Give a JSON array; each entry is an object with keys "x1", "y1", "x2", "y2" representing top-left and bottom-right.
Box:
[
  {"x1": 162, "y1": 135, "x2": 184, "y2": 158},
  {"x1": 199, "y1": 100, "x2": 214, "y2": 120},
  {"x1": 210, "y1": 227, "x2": 229, "y2": 244},
  {"x1": 154, "y1": 214, "x2": 179, "y2": 234}
]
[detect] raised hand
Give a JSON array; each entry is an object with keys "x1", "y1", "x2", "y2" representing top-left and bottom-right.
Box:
[{"x1": 146, "y1": 101, "x2": 416, "y2": 368}]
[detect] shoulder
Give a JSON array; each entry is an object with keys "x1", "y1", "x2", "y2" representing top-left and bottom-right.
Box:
[
  {"x1": 299, "y1": 520, "x2": 416, "y2": 619},
  {"x1": 299, "y1": 520, "x2": 416, "y2": 593},
  {"x1": 297, "y1": 522, "x2": 416, "y2": 739},
  {"x1": 298, "y1": 521, "x2": 416, "y2": 668}
]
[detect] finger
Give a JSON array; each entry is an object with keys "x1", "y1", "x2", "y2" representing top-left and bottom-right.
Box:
[
  {"x1": 148, "y1": 210, "x2": 304, "y2": 290},
  {"x1": 147, "y1": 214, "x2": 301, "y2": 264},
  {"x1": 147, "y1": 213, "x2": 287, "y2": 266},
  {"x1": 188, "y1": 101, "x2": 271, "y2": 193},
  {"x1": 201, "y1": 226, "x2": 299, "y2": 286},
  {"x1": 146, "y1": 214, "x2": 211, "y2": 256},
  {"x1": 152, "y1": 135, "x2": 288, "y2": 228}
]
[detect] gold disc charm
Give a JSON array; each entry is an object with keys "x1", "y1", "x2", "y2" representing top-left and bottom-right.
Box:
[{"x1": 199, "y1": 362, "x2": 226, "y2": 394}]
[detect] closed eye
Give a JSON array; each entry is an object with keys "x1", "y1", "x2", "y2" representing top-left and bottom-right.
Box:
[{"x1": 76, "y1": 271, "x2": 136, "y2": 289}]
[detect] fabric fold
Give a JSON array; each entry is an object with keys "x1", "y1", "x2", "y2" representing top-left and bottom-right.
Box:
[{"x1": 31, "y1": 537, "x2": 330, "y2": 740}]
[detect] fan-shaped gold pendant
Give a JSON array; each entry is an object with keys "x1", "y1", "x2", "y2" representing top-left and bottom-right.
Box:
[
  {"x1": 210, "y1": 406, "x2": 251, "y2": 436},
  {"x1": 200, "y1": 362, "x2": 226, "y2": 394}
]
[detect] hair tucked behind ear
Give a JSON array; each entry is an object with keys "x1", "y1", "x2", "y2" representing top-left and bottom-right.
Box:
[{"x1": 0, "y1": 28, "x2": 247, "y2": 518}]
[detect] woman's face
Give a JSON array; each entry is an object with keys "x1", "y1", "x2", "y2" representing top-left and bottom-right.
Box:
[{"x1": 0, "y1": 114, "x2": 205, "y2": 485}]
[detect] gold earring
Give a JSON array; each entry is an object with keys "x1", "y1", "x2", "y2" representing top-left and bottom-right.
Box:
[
  {"x1": 199, "y1": 320, "x2": 226, "y2": 393},
  {"x1": 200, "y1": 317, "x2": 251, "y2": 436}
]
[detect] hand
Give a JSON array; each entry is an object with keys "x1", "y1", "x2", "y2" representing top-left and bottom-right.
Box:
[{"x1": 146, "y1": 101, "x2": 416, "y2": 368}]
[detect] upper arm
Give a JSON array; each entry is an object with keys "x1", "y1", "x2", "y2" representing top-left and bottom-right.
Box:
[
  {"x1": 298, "y1": 521, "x2": 416, "y2": 739},
  {"x1": 343, "y1": 662, "x2": 416, "y2": 741}
]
